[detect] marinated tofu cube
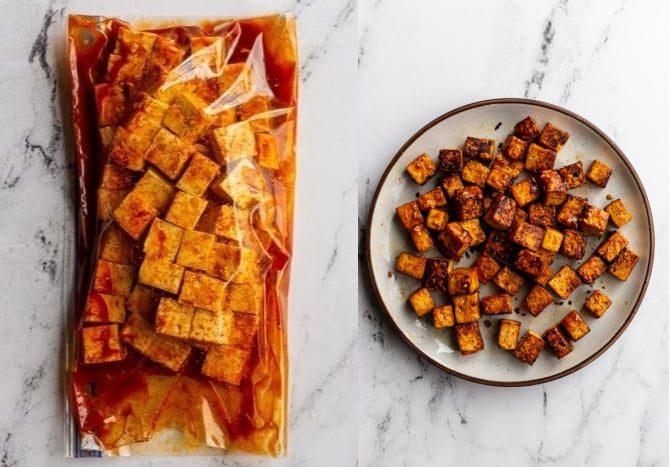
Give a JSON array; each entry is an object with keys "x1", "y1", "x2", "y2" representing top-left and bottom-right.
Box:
[
  {"x1": 207, "y1": 243, "x2": 242, "y2": 281},
  {"x1": 493, "y1": 266, "x2": 525, "y2": 295},
  {"x1": 534, "y1": 266, "x2": 554, "y2": 287},
  {"x1": 395, "y1": 252, "x2": 426, "y2": 280},
  {"x1": 417, "y1": 187, "x2": 447, "y2": 211},
  {"x1": 154, "y1": 297, "x2": 195, "y2": 340},
  {"x1": 584, "y1": 290, "x2": 612, "y2": 318},
  {"x1": 561, "y1": 310, "x2": 590, "y2": 340},
  {"x1": 98, "y1": 127, "x2": 116, "y2": 154},
  {"x1": 176, "y1": 152, "x2": 220, "y2": 197},
  {"x1": 109, "y1": 26, "x2": 157, "y2": 83},
  {"x1": 510, "y1": 177, "x2": 540, "y2": 208},
  {"x1": 210, "y1": 121, "x2": 258, "y2": 163},
  {"x1": 453, "y1": 186, "x2": 484, "y2": 221},
  {"x1": 537, "y1": 122, "x2": 569, "y2": 151},
  {"x1": 577, "y1": 255, "x2": 607, "y2": 284},
  {"x1": 502, "y1": 135, "x2": 528, "y2": 160},
  {"x1": 84, "y1": 292, "x2": 126, "y2": 324},
  {"x1": 458, "y1": 218, "x2": 486, "y2": 246},
  {"x1": 485, "y1": 166, "x2": 517, "y2": 193},
  {"x1": 514, "y1": 116, "x2": 541, "y2": 141},
  {"x1": 129, "y1": 318, "x2": 192, "y2": 373},
  {"x1": 190, "y1": 308, "x2": 228, "y2": 344},
  {"x1": 99, "y1": 223, "x2": 137, "y2": 265},
  {"x1": 423, "y1": 257, "x2": 453, "y2": 292},
  {"x1": 586, "y1": 160, "x2": 612, "y2": 187},
  {"x1": 93, "y1": 259, "x2": 135, "y2": 297},
  {"x1": 543, "y1": 325, "x2": 573, "y2": 359},
  {"x1": 481, "y1": 293, "x2": 513, "y2": 315},
  {"x1": 525, "y1": 143, "x2": 557, "y2": 173},
  {"x1": 221, "y1": 311, "x2": 259, "y2": 349},
  {"x1": 440, "y1": 173, "x2": 464, "y2": 199},
  {"x1": 408, "y1": 287, "x2": 435, "y2": 317},
  {"x1": 472, "y1": 252, "x2": 501, "y2": 284},
  {"x1": 542, "y1": 227, "x2": 564, "y2": 253},
  {"x1": 514, "y1": 249, "x2": 550, "y2": 276},
  {"x1": 165, "y1": 190, "x2": 208, "y2": 230},
  {"x1": 454, "y1": 322, "x2": 484, "y2": 355},
  {"x1": 513, "y1": 330, "x2": 545, "y2": 365},
  {"x1": 406, "y1": 153, "x2": 437, "y2": 185},
  {"x1": 463, "y1": 136, "x2": 495, "y2": 162},
  {"x1": 176, "y1": 229, "x2": 216, "y2": 270},
  {"x1": 425, "y1": 208, "x2": 448, "y2": 231},
  {"x1": 226, "y1": 282, "x2": 262, "y2": 314},
  {"x1": 557, "y1": 195, "x2": 588, "y2": 229},
  {"x1": 239, "y1": 95, "x2": 273, "y2": 132},
  {"x1": 548, "y1": 265, "x2": 581, "y2": 299},
  {"x1": 132, "y1": 168, "x2": 177, "y2": 213},
  {"x1": 179, "y1": 271, "x2": 227, "y2": 313},
  {"x1": 143, "y1": 218, "x2": 184, "y2": 261},
  {"x1": 461, "y1": 160, "x2": 490, "y2": 188},
  {"x1": 113, "y1": 192, "x2": 159, "y2": 240},
  {"x1": 141, "y1": 34, "x2": 186, "y2": 94},
  {"x1": 508, "y1": 221, "x2": 544, "y2": 251},
  {"x1": 230, "y1": 247, "x2": 262, "y2": 285},
  {"x1": 539, "y1": 169, "x2": 568, "y2": 206},
  {"x1": 119, "y1": 312, "x2": 156, "y2": 355},
  {"x1": 209, "y1": 159, "x2": 265, "y2": 209},
  {"x1": 81, "y1": 324, "x2": 125, "y2": 364},
  {"x1": 608, "y1": 248, "x2": 640, "y2": 281},
  {"x1": 95, "y1": 83, "x2": 127, "y2": 126},
  {"x1": 483, "y1": 231, "x2": 516, "y2": 262},
  {"x1": 560, "y1": 229, "x2": 587, "y2": 260},
  {"x1": 604, "y1": 199, "x2": 632, "y2": 228},
  {"x1": 436, "y1": 222, "x2": 472, "y2": 260},
  {"x1": 138, "y1": 258, "x2": 185, "y2": 295},
  {"x1": 433, "y1": 305, "x2": 455, "y2": 328},
  {"x1": 522, "y1": 285, "x2": 554, "y2": 317},
  {"x1": 498, "y1": 319, "x2": 521, "y2": 350},
  {"x1": 579, "y1": 205, "x2": 610, "y2": 236},
  {"x1": 125, "y1": 284, "x2": 160, "y2": 318},
  {"x1": 447, "y1": 268, "x2": 479, "y2": 295},
  {"x1": 483, "y1": 194, "x2": 517, "y2": 230},
  {"x1": 144, "y1": 128, "x2": 193, "y2": 180},
  {"x1": 597, "y1": 231, "x2": 629, "y2": 263},
  {"x1": 256, "y1": 133, "x2": 280, "y2": 170},
  {"x1": 558, "y1": 161, "x2": 586, "y2": 190},
  {"x1": 409, "y1": 224, "x2": 435, "y2": 253},
  {"x1": 437, "y1": 149, "x2": 464, "y2": 172},
  {"x1": 98, "y1": 188, "x2": 130, "y2": 221},
  {"x1": 527, "y1": 203, "x2": 556, "y2": 228},
  {"x1": 201, "y1": 344, "x2": 251, "y2": 385},
  {"x1": 396, "y1": 201, "x2": 424, "y2": 230},
  {"x1": 162, "y1": 91, "x2": 215, "y2": 141},
  {"x1": 218, "y1": 62, "x2": 253, "y2": 94},
  {"x1": 100, "y1": 162, "x2": 133, "y2": 192}
]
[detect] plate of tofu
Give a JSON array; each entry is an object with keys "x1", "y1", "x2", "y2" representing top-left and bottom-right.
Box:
[{"x1": 366, "y1": 98, "x2": 654, "y2": 386}]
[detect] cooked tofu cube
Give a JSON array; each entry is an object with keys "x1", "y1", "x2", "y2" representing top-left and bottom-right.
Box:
[
  {"x1": 162, "y1": 92, "x2": 213, "y2": 141},
  {"x1": 93, "y1": 259, "x2": 135, "y2": 297},
  {"x1": 472, "y1": 252, "x2": 501, "y2": 284},
  {"x1": 453, "y1": 186, "x2": 484, "y2": 221},
  {"x1": 485, "y1": 166, "x2": 517, "y2": 193},
  {"x1": 84, "y1": 292, "x2": 126, "y2": 324},
  {"x1": 561, "y1": 310, "x2": 590, "y2": 340},
  {"x1": 463, "y1": 136, "x2": 495, "y2": 161},
  {"x1": 522, "y1": 285, "x2": 554, "y2": 317},
  {"x1": 436, "y1": 222, "x2": 472, "y2": 260},
  {"x1": 210, "y1": 121, "x2": 258, "y2": 163},
  {"x1": 491, "y1": 154, "x2": 524, "y2": 178},
  {"x1": 604, "y1": 199, "x2": 632, "y2": 228},
  {"x1": 189, "y1": 308, "x2": 228, "y2": 344},
  {"x1": 537, "y1": 122, "x2": 569, "y2": 151},
  {"x1": 597, "y1": 231, "x2": 629, "y2": 263},
  {"x1": 483, "y1": 194, "x2": 516, "y2": 230},
  {"x1": 437, "y1": 149, "x2": 463, "y2": 172},
  {"x1": 144, "y1": 128, "x2": 193, "y2": 180},
  {"x1": 584, "y1": 290, "x2": 612, "y2": 318},
  {"x1": 458, "y1": 218, "x2": 486, "y2": 246},
  {"x1": 209, "y1": 159, "x2": 265, "y2": 209},
  {"x1": 423, "y1": 258, "x2": 453, "y2": 292},
  {"x1": 514, "y1": 116, "x2": 541, "y2": 141},
  {"x1": 608, "y1": 248, "x2": 640, "y2": 280},
  {"x1": 201, "y1": 344, "x2": 251, "y2": 385},
  {"x1": 493, "y1": 266, "x2": 525, "y2": 295},
  {"x1": 579, "y1": 205, "x2": 610, "y2": 236},
  {"x1": 513, "y1": 208, "x2": 529, "y2": 226},
  {"x1": 508, "y1": 221, "x2": 544, "y2": 251},
  {"x1": 226, "y1": 282, "x2": 262, "y2": 314},
  {"x1": 498, "y1": 319, "x2": 521, "y2": 350},
  {"x1": 176, "y1": 229, "x2": 216, "y2": 270},
  {"x1": 527, "y1": 203, "x2": 556, "y2": 228},
  {"x1": 548, "y1": 265, "x2": 581, "y2": 299},
  {"x1": 543, "y1": 325, "x2": 573, "y2": 359},
  {"x1": 502, "y1": 135, "x2": 528, "y2": 160},
  {"x1": 256, "y1": 133, "x2": 280, "y2": 170},
  {"x1": 143, "y1": 218, "x2": 184, "y2": 261},
  {"x1": 560, "y1": 229, "x2": 587, "y2": 260},
  {"x1": 514, "y1": 249, "x2": 550, "y2": 276},
  {"x1": 138, "y1": 257, "x2": 185, "y2": 295},
  {"x1": 164, "y1": 190, "x2": 208, "y2": 230},
  {"x1": 534, "y1": 266, "x2": 554, "y2": 287},
  {"x1": 433, "y1": 305, "x2": 455, "y2": 328},
  {"x1": 425, "y1": 208, "x2": 448, "y2": 231},
  {"x1": 556, "y1": 195, "x2": 588, "y2": 229},
  {"x1": 396, "y1": 201, "x2": 424, "y2": 230},
  {"x1": 510, "y1": 177, "x2": 540, "y2": 208},
  {"x1": 586, "y1": 160, "x2": 613, "y2": 187},
  {"x1": 483, "y1": 231, "x2": 516, "y2": 262},
  {"x1": 440, "y1": 173, "x2": 464, "y2": 198},
  {"x1": 176, "y1": 152, "x2": 220, "y2": 197},
  {"x1": 541, "y1": 227, "x2": 564, "y2": 253},
  {"x1": 99, "y1": 223, "x2": 137, "y2": 265},
  {"x1": 179, "y1": 271, "x2": 227, "y2": 313},
  {"x1": 132, "y1": 168, "x2": 177, "y2": 213},
  {"x1": 525, "y1": 143, "x2": 557, "y2": 173},
  {"x1": 577, "y1": 255, "x2": 607, "y2": 284},
  {"x1": 558, "y1": 161, "x2": 586, "y2": 190},
  {"x1": 417, "y1": 187, "x2": 447, "y2": 211},
  {"x1": 406, "y1": 153, "x2": 437, "y2": 185},
  {"x1": 481, "y1": 293, "x2": 513, "y2": 315},
  {"x1": 408, "y1": 287, "x2": 435, "y2": 317},
  {"x1": 409, "y1": 224, "x2": 435, "y2": 253},
  {"x1": 81, "y1": 324, "x2": 125, "y2": 364},
  {"x1": 113, "y1": 192, "x2": 159, "y2": 240},
  {"x1": 125, "y1": 284, "x2": 160, "y2": 318},
  {"x1": 207, "y1": 243, "x2": 242, "y2": 281},
  {"x1": 447, "y1": 268, "x2": 479, "y2": 295},
  {"x1": 513, "y1": 330, "x2": 545, "y2": 365},
  {"x1": 461, "y1": 160, "x2": 490, "y2": 188},
  {"x1": 455, "y1": 322, "x2": 484, "y2": 355},
  {"x1": 154, "y1": 297, "x2": 195, "y2": 340},
  {"x1": 539, "y1": 169, "x2": 568, "y2": 206},
  {"x1": 395, "y1": 252, "x2": 426, "y2": 280}
]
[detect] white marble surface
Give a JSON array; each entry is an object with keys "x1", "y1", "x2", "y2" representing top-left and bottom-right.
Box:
[
  {"x1": 0, "y1": 0, "x2": 357, "y2": 466},
  {"x1": 359, "y1": 1, "x2": 668, "y2": 467}
]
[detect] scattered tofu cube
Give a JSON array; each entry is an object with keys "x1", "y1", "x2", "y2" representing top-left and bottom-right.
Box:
[
  {"x1": 586, "y1": 159, "x2": 613, "y2": 187},
  {"x1": 154, "y1": 297, "x2": 195, "y2": 340},
  {"x1": 226, "y1": 282, "x2": 262, "y2": 314},
  {"x1": 597, "y1": 231, "x2": 630, "y2": 263},
  {"x1": 144, "y1": 128, "x2": 193, "y2": 180},
  {"x1": 99, "y1": 223, "x2": 137, "y2": 265},
  {"x1": 491, "y1": 154, "x2": 524, "y2": 178},
  {"x1": 436, "y1": 222, "x2": 472, "y2": 260},
  {"x1": 164, "y1": 190, "x2": 208, "y2": 230},
  {"x1": 534, "y1": 265, "x2": 554, "y2": 287},
  {"x1": 176, "y1": 152, "x2": 220, "y2": 197},
  {"x1": 509, "y1": 177, "x2": 540, "y2": 208},
  {"x1": 256, "y1": 133, "x2": 280, "y2": 170},
  {"x1": 425, "y1": 208, "x2": 448, "y2": 231},
  {"x1": 207, "y1": 243, "x2": 242, "y2": 281},
  {"x1": 162, "y1": 92, "x2": 213, "y2": 141},
  {"x1": 527, "y1": 203, "x2": 556, "y2": 228},
  {"x1": 481, "y1": 293, "x2": 513, "y2": 315},
  {"x1": 433, "y1": 305, "x2": 455, "y2": 328},
  {"x1": 584, "y1": 290, "x2": 612, "y2": 318},
  {"x1": 461, "y1": 160, "x2": 490, "y2": 188},
  {"x1": 395, "y1": 252, "x2": 426, "y2": 280},
  {"x1": 514, "y1": 249, "x2": 550, "y2": 276},
  {"x1": 548, "y1": 265, "x2": 581, "y2": 299},
  {"x1": 539, "y1": 169, "x2": 567, "y2": 206},
  {"x1": 440, "y1": 173, "x2": 464, "y2": 199},
  {"x1": 93, "y1": 259, "x2": 135, "y2": 297},
  {"x1": 454, "y1": 322, "x2": 484, "y2": 355},
  {"x1": 447, "y1": 268, "x2": 479, "y2": 295},
  {"x1": 513, "y1": 330, "x2": 545, "y2": 365},
  {"x1": 201, "y1": 344, "x2": 251, "y2": 385},
  {"x1": 437, "y1": 149, "x2": 463, "y2": 172},
  {"x1": 138, "y1": 258, "x2": 185, "y2": 295},
  {"x1": 502, "y1": 135, "x2": 528, "y2": 160},
  {"x1": 493, "y1": 266, "x2": 525, "y2": 295},
  {"x1": 604, "y1": 199, "x2": 632, "y2": 228},
  {"x1": 81, "y1": 324, "x2": 125, "y2": 364},
  {"x1": 463, "y1": 136, "x2": 495, "y2": 161},
  {"x1": 175, "y1": 230, "x2": 216, "y2": 270},
  {"x1": 483, "y1": 194, "x2": 516, "y2": 230},
  {"x1": 210, "y1": 121, "x2": 258, "y2": 163},
  {"x1": 537, "y1": 122, "x2": 569, "y2": 151},
  {"x1": 113, "y1": 192, "x2": 159, "y2": 240},
  {"x1": 525, "y1": 143, "x2": 557, "y2": 173},
  {"x1": 498, "y1": 319, "x2": 521, "y2": 350},
  {"x1": 508, "y1": 221, "x2": 544, "y2": 251},
  {"x1": 458, "y1": 218, "x2": 486, "y2": 246},
  {"x1": 406, "y1": 153, "x2": 437, "y2": 185},
  {"x1": 485, "y1": 166, "x2": 517, "y2": 193},
  {"x1": 608, "y1": 248, "x2": 640, "y2": 280},
  {"x1": 557, "y1": 195, "x2": 588, "y2": 229},
  {"x1": 84, "y1": 292, "x2": 126, "y2": 324},
  {"x1": 483, "y1": 231, "x2": 516, "y2": 262},
  {"x1": 559, "y1": 229, "x2": 587, "y2": 260},
  {"x1": 543, "y1": 325, "x2": 574, "y2": 359},
  {"x1": 143, "y1": 218, "x2": 184, "y2": 261},
  {"x1": 409, "y1": 224, "x2": 435, "y2": 253},
  {"x1": 577, "y1": 255, "x2": 607, "y2": 284},
  {"x1": 178, "y1": 271, "x2": 227, "y2": 313},
  {"x1": 423, "y1": 258, "x2": 453, "y2": 292},
  {"x1": 561, "y1": 310, "x2": 590, "y2": 341},
  {"x1": 514, "y1": 116, "x2": 541, "y2": 141},
  {"x1": 417, "y1": 187, "x2": 447, "y2": 211},
  {"x1": 125, "y1": 284, "x2": 160, "y2": 318},
  {"x1": 522, "y1": 285, "x2": 554, "y2": 317},
  {"x1": 452, "y1": 186, "x2": 484, "y2": 221},
  {"x1": 408, "y1": 287, "x2": 435, "y2": 317},
  {"x1": 396, "y1": 201, "x2": 424, "y2": 230},
  {"x1": 579, "y1": 205, "x2": 610, "y2": 236},
  {"x1": 472, "y1": 252, "x2": 501, "y2": 284},
  {"x1": 558, "y1": 161, "x2": 586, "y2": 190},
  {"x1": 542, "y1": 227, "x2": 564, "y2": 253}
]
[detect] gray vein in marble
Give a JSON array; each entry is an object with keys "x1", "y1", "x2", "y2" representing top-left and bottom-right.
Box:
[
  {"x1": 1, "y1": 432, "x2": 18, "y2": 467},
  {"x1": 357, "y1": 0, "x2": 385, "y2": 67},
  {"x1": 33, "y1": 225, "x2": 59, "y2": 283}
]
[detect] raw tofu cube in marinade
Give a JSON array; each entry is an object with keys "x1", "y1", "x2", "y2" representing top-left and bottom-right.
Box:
[
  {"x1": 239, "y1": 95, "x2": 273, "y2": 132},
  {"x1": 112, "y1": 192, "x2": 158, "y2": 240},
  {"x1": 144, "y1": 127, "x2": 193, "y2": 180},
  {"x1": 176, "y1": 152, "x2": 220, "y2": 197},
  {"x1": 165, "y1": 191, "x2": 208, "y2": 230},
  {"x1": 93, "y1": 259, "x2": 135, "y2": 297},
  {"x1": 132, "y1": 168, "x2": 176, "y2": 213},
  {"x1": 154, "y1": 297, "x2": 195, "y2": 340},
  {"x1": 256, "y1": 132, "x2": 280, "y2": 170},
  {"x1": 218, "y1": 62, "x2": 253, "y2": 94},
  {"x1": 141, "y1": 34, "x2": 186, "y2": 94},
  {"x1": 163, "y1": 92, "x2": 213, "y2": 141},
  {"x1": 125, "y1": 284, "x2": 160, "y2": 318},
  {"x1": 210, "y1": 121, "x2": 258, "y2": 164},
  {"x1": 225, "y1": 310, "x2": 259, "y2": 349},
  {"x1": 209, "y1": 159, "x2": 265, "y2": 209},
  {"x1": 176, "y1": 230, "x2": 216, "y2": 270},
  {"x1": 81, "y1": 324, "x2": 125, "y2": 364},
  {"x1": 143, "y1": 218, "x2": 184, "y2": 261},
  {"x1": 207, "y1": 243, "x2": 242, "y2": 281},
  {"x1": 109, "y1": 26, "x2": 157, "y2": 84},
  {"x1": 84, "y1": 292, "x2": 126, "y2": 324},
  {"x1": 99, "y1": 223, "x2": 137, "y2": 265},
  {"x1": 179, "y1": 271, "x2": 227, "y2": 313},
  {"x1": 201, "y1": 344, "x2": 251, "y2": 385},
  {"x1": 226, "y1": 283, "x2": 263, "y2": 314},
  {"x1": 138, "y1": 258, "x2": 185, "y2": 295},
  {"x1": 232, "y1": 247, "x2": 262, "y2": 284},
  {"x1": 190, "y1": 308, "x2": 229, "y2": 344},
  {"x1": 98, "y1": 188, "x2": 130, "y2": 221},
  {"x1": 95, "y1": 83, "x2": 126, "y2": 126}
]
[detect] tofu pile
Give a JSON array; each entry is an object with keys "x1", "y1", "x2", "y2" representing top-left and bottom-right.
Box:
[
  {"x1": 395, "y1": 116, "x2": 639, "y2": 365},
  {"x1": 80, "y1": 24, "x2": 284, "y2": 386}
]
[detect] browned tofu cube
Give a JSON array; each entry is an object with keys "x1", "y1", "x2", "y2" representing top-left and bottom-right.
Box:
[
  {"x1": 125, "y1": 284, "x2": 160, "y2": 318},
  {"x1": 548, "y1": 265, "x2": 581, "y2": 299},
  {"x1": 586, "y1": 160, "x2": 612, "y2": 187},
  {"x1": 513, "y1": 208, "x2": 529, "y2": 226},
  {"x1": 201, "y1": 344, "x2": 251, "y2": 385},
  {"x1": 522, "y1": 285, "x2": 554, "y2": 317},
  {"x1": 458, "y1": 218, "x2": 486, "y2": 246},
  {"x1": 81, "y1": 324, "x2": 125, "y2": 364},
  {"x1": 579, "y1": 205, "x2": 609, "y2": 236},
  {"x1": 481, "y1": 293, "x2": 513, "y2": 315},
  {"x1": 433, "y1": 305, "x2": 455, "y2": 328},
  {"x1": 584, "y1": 290, "x2": 612, "y2": 318},
  {"x1": 176, "y1": 152, "x2": 220, "y2": 197},
  {"x1": 179, "y1": 271, "x2": 227, "y2": 313},
  {"x1": 514, "y1": 116, "x2": 541, "y2": 141},
  {"x1": 395, "y1": 252, "x2": 426, "y2": 280},
  {"x1": 453, "y1": 292, "x2": 480, "y2": 324},
  {"x1": 84, "y1": 292, "x2": 126, "y2": 324},
  {"x1": 144, "y1": 128, "x2": 193, "y2": 180},
  {"x1": 406, "y1": 153, "x2": 437, "y2": 185},
  {"x1": 210, "y1": 121, "x2": 258, "y2": 164},
  {"x1": 525, "y1": 143, "x2": 557, "y2": 173},
  {"x1": 534, "y1": 265, "x2": 554, "y2": 286},
  {"x1": 604, "y1": 199, "x2": 632, "y2": 228},
  {"x1": 138, "y1": 258, "x2": 185, "y2": 295},
  {"x1": 436, "y1": 223, "x2": 472, "y2": 260},
  {"x1": 608, "y1": 248, "x2": 640, "y2": 280},
  {"x1": 440, "y1": 174, "x2": 465, "y2": 199},
  {"x1": 491, "y1": 154, "x2": 524, "y2": 178},
  {"x1": 176, "y1": 229, "x2": 216, "y2": 270},
  {"x1": 423, "y1": 258, "x2": 453, "y2": 292},
  {"x1": 112, "y1": 192, "x2": 159, "y2": 240},
  {"x1": 472, "y1": 252, "x2": 501, "y2": 284},
  {"x1": 561, "y1": 310, "x2": 590, "y2": 340},
  {"x1": 463, "y1": 136, "x2": 495, "y2": 161},
  {"x1": 454, "y1": 322, "x2": 484, "y2": 355},
  {"x1": 483, "y1": 231, "x2": 516, "y2": 262},
  {"x1": 164, "y1": 190, "x2": 208, "y2": 230},
  {"x1": 502, "y1": 135, "x2": 528, "y2": 160},
  {"x1": 498, "y1": 319, "x2": 521, "y2": 350},
  {"x1": 226, "y1": 282, "x2": 262, "y2": 314},
  {"x1": 483, "y1": 194, "x2": 517, "y2": 230},
  {"x1": 163, "y1": 92, "x2": 213, "y2": 141},
  {"x1": 558, "y1": 161, "x2": 586, "y2": 190},
  {"x1": 154, "y1": 297, "x2": 195, "y2": 340},
  {"x1": 408, "y1": 287, "x2": 435, "y2": 317},
  {"x1": 425, "y1": 208, "x2": 448, "y2": 231},
  {"x1": 510, "y1": 177, "x2": 540, "y2": 208},
  {"x1": 93, "y1": 259, "x2": 135, "y2": 297},
  {"x1": 514, "y1": 249, "x2": 550, "y2": 276},
  {"x1": 543, "y1": 325, "x2": 573, "y2": 359},
  {"x1": 513, "y1": 330, "x2": 545, "y2": 365},
  {"x1": 417, "y1": 187, "x2": 447, "y2": 211},
  {"x1": 508, "y1": 221, "x2": 544, "y2": 251},
  {"x1": 437, "y1": 149, "x2": 463, "y2": 172},
  {"x1": 453, "y1": 186, "x2": 484, "y2": 221},
  {"x1": 577, "y1": 256, "x2": 607, "y2": 284},
  {"x1": 597, "y1": 231, "x2": 629, "y2": 263},
  {"x1": 447, "y1": 268, "x2": 480, "y2": 295},
  {"x1": 143, "y1": 218, "x2": 184, "y2": 261},
  {"x1": 559, "y1": 229, "x2": 587, "y2": 260},
  {"x1": 485, "y1": 166, "x2": 517, "y2": 193},
  {"x1": 461, "y1": 160, "x2": 490, "y2": 188},
  {"x1": 539, "y1": 169, "x2": 568, "y2": 206},
  {"x1": 557, "y1": 195, "x2": 588, "y2": 229},
  {"x1": 409, "y1": 224, "x2": 435, "y2": 253},
  {"x1": 99, "y1": 223, "x2": 137, "y2": 265},
  {"x1": 537, "y1": 122, "x2": 569, "y2": 151},
  {"x1": 542, "y1": 227, "x2": 564, "y2": 253},
  {"x1": 396, "y1": 201, "x2": 424, "y2": 230},
  {"x1": 493, "y1": 266, "x2": 525, "y2": 295},
  {"x1": 525, "y1": 203, "x2": 554, "y2": 229}
]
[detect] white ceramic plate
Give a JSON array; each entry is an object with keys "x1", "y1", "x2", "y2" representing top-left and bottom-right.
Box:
[{"x1": 366, "y1": 98, "x2": 654, "y2": 386}]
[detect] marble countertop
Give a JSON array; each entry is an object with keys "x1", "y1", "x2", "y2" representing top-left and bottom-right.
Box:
[{"x1": 359, "y1": 2, "x2": 668, "y2": 467}]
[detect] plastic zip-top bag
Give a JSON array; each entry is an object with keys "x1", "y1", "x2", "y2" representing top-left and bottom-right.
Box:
[{"x1": 65, "y1": 14, "x2": 297, "y2": 457}]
